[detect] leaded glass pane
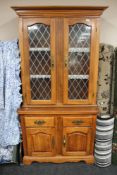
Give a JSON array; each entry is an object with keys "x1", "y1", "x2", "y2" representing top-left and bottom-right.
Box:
[
  {"x1": 28, "y1": 23, "x2": 51, "y2": 100},
  {"x1": 68, "y1": 23, "x2": 91, "y2": 100}
]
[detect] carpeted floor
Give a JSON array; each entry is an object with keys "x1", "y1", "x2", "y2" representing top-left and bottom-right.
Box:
[{"x1": 0, "y1": 163, "x2": 117, "y2": 175}]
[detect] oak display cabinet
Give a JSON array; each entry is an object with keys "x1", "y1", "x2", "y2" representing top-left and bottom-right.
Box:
[{"x1": 12, "y1": 6, "x2": 107, "y2": 165}]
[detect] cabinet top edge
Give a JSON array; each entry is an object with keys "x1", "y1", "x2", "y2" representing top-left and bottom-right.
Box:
[
  {"x1": 11, "y1": 6, "x2": 108, "y2": 17},
  {"x1": 11, "y1": 6, "x2": 108, "y2": 11},
  {"x1": 17, "y1": 106, "x2": 99, "y2": 115}
]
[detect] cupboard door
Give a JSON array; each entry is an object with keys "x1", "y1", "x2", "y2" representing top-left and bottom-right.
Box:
[
  {"x1": 62, "y1": 127, "x2": 92, "y2": 156},
  {"x1": 26, "y1": 128, "x2": 56, "y2": 156},
  {"x1": 23, "y1": 18, "x2": 56, "y2": 105},
  {"x1": 63, "y1": 18, "x2": 98, "y2": 104}
]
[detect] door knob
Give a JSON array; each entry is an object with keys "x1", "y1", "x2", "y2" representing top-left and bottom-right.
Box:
[
  {"x1": 63, "y1": 135, "x2": 66, "y2": 147},
  {"x1": 64, "y1": 59, "x2": 68, "y2": 67}
]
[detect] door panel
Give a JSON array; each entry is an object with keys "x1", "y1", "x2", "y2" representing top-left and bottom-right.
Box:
[
  {"x1": 26, "y1": 128, "x2": 56, "y2": 156},
  {"x1": 62, "y1": 127, "x2": 92, "y2": 156},
  {"x1": 23, "y1": 18, "x2": 56, "y2": 105},
  {"x1": 63, "y1": 18, "x2": 97, "y2": 104}
]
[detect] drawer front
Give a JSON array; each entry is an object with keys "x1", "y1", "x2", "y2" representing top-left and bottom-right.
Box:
[
  {"x1": 25, "y1": 116, "x2": 55, "y2": 127},
  {"x1": 63, "y1": 116, "x2": 93, "y2": 127}
]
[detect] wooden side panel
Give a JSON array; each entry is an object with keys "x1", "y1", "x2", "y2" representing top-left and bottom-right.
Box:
[{"x1": 20, "y1": 116, "x2": 28, "y2": 155}]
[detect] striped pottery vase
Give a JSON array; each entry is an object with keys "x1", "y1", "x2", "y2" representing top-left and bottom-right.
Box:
[{"x1": 95, "y1": 115, "x2": 114, "y2": 167}]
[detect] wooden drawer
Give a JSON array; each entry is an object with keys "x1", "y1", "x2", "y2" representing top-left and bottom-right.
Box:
[
  {"x1": 24, "y1": 116, "x2": 55, "y2": 127},
  {"x1": 63, "y1": 116, "x2": 93, "y2": 127}
]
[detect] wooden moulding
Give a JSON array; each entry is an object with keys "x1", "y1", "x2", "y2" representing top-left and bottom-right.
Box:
[
  {"x1": 11, "y1": 6, "x2": 108, "y2": 11},
  {"x1": 23, "y1": 155, "x2": 95, "y2": 165},
  {"x1": 17, "y1": 106, "x2": 99, "y2": 115},
  {"x1": 11, "y1": 6, "x2": 108, "y2": 17}
]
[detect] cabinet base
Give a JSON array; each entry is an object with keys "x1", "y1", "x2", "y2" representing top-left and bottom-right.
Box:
[{"x1": 23, "y1": 155, "x2": 95, "y2": 165}]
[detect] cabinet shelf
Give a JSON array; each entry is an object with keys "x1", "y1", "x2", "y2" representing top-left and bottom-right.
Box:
[
  {"x1": 30, "y1": 48, "x2": 90, "y2": 52},
  {"x1": 30, "y1": 75, "x2": 89, "y2": 80},
  {"x1": 30, "y1": 75, "x2": 51, "y2": 79},
  {"x1": 30, "y1": 48, "x2": 50, "y2": 52},
  {"x1": 69, "y1": 48, "x2": 89, "y2": 52},
  {"x1": 68, "y1": 75, "x2": 89, "y2": 79}
]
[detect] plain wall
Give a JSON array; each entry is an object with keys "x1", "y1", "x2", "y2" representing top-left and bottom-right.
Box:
[{"x1": 0, "y1": 0, "x2": 117, "y2": 46}]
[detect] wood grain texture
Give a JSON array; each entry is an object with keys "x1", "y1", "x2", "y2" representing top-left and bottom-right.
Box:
[
  {"x1": 12, "y1": 6, "x2": 107, "y2": 165},
  {"x1": 26, "y1": 128, "x2": 56, "y2": 156},
  {"x1": 18, "y1": 18, "x2": 27, "y2": 104},
  {"x1": 62, "y1": 127, "x2": 92, "y2": 156},
  {"x1": 18, "y1": 106, "x2": 99, "y2": 115},
  {"x1": 24, "y1": 116, "x2": 55, "y2": 127},
  {"x1": 63, "y1": 18, "x2": 97, "y2": 104},
  {"x1": 12, "y1": 6, "x2": 108, "y2": 17},
  {"x1": 23, "y1": 155, "x2": 95, "y2": 165},
  {"x1": 20, "y1": 116, "x2": 28, "y2": 155},
  {"x1": 63, "y1": 116, "x2": 93, "y2": 127},
  {"x1": 12, "y1": 6, "x2": 108, "y2": 11},
  {"x1": 22, "y1": 18, "x2": 56, "y2": 105}
]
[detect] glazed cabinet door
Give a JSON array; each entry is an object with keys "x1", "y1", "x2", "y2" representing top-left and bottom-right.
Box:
[
  {"x1": 22, "y1": 18, "x2": 56, "y2": 105},
  {"x1": 26, "y1": 128, "x2": 56, "y2": 156},
  {"x1": 63, "y1": 18, "x2": 98, "y2": 104},
  {"x1": 62, "y1": 127, "x2": 92, "y2": 156}
]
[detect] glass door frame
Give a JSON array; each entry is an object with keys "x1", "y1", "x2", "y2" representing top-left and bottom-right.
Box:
[
  {"x1": 63, "y1": 18, "x2": 98, "y2": 105},
  {"x1": 23, "y1": 18, "x2": 56, "y2": 105}
]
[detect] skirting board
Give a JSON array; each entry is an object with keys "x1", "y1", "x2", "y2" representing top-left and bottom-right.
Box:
[{"x1": 23, "y1": 155, "x2": 95, "y2": 165}]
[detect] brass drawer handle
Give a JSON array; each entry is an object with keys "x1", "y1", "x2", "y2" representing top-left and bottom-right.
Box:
[
  {"x1": 51, "y1": 58, "x2": 54, "y2": 68},
  {"x1": 34, "y1": 120, "x2": 46, "y2": 125},
  {"x1": 72, "y1": 120, "x2": 84, "y2": 125}
]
